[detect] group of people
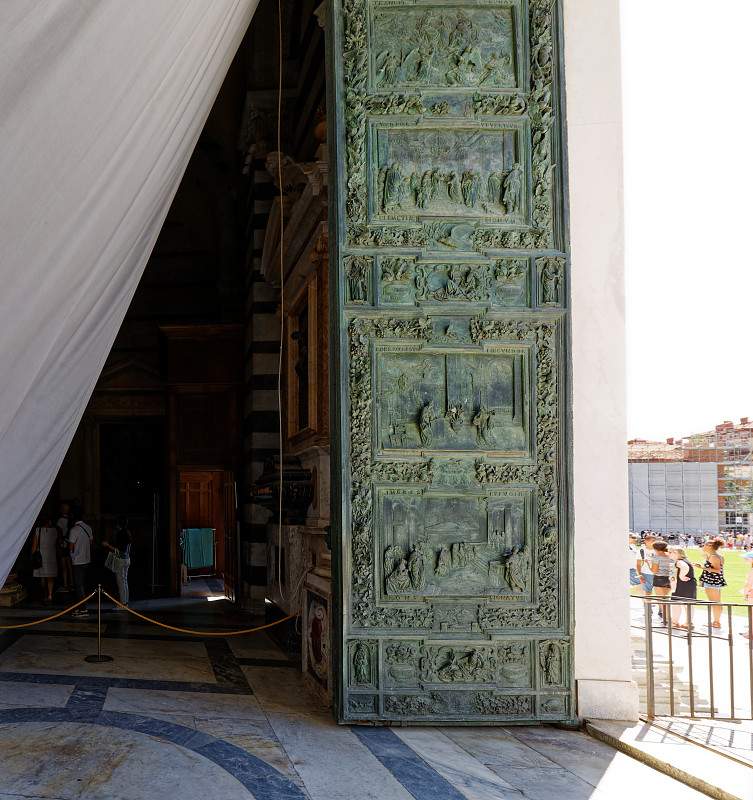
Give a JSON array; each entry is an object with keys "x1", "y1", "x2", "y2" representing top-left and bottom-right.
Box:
[
  {"x1": 629, "y1": 532, "x2": 753, "y2": 637},
  {"x1": 29, "y1": 503, "x2": 132, "y2": 614}
]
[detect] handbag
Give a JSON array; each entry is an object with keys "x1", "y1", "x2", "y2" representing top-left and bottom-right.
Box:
[
  {"x1": 31, "y1": 527, "x2": 43, "y2": 569},
  {"x1": 105, "y1": 550, "x2": 124, "y2": 573}
]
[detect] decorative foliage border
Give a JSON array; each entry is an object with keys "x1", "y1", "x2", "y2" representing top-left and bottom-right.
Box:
[
  {"x1": 471, "y1": 318, "x2": 560, "y2": 627},
  {"x1": 348, "y1": 316, "x2": 561, "y2": 629},
  {"x1": 341, "y1": 0, "x2": 557, "y2": 251}
]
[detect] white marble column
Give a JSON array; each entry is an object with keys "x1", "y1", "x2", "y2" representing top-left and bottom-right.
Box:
[{"x1": 564, "y1": 0, "x2": 639, "y2": 720}]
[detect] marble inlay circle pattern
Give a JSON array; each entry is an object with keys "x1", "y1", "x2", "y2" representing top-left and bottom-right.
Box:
[{"x1": 0, "y1": 710, "x2": 307, "y2": 800}]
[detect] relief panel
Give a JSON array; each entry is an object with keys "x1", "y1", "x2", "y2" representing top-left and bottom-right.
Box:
[
  {"x1": 378, "y1": 256, "x2": 530, "y2": 308},
  {"x1": 371, "y1": 122, "x2": 528, "y2": 222},
  {"x1": 375, "y1": 347, "x2": 530, "y2": 456},
  {"x1": 369, "y1": 1, "x2": 524, "y2": 93},
  {"x1": 377, "y1": 487, "x2": 533, "y2": 600},
  {"x1": 383, "y1": 639, "x2": 531, "y2": 689}
]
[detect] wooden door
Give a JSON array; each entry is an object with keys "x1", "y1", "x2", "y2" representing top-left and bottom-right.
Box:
[
  {"x1": 328, "y1": 0, "x2": 572, "y2": 723},
  {"x1": 178, "y1": 470, "x2": 225, "y2": 579}
]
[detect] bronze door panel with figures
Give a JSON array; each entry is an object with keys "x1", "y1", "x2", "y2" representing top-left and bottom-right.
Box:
[{"x1": 328, "y1": 0, "x2": 572, "y2": 723}]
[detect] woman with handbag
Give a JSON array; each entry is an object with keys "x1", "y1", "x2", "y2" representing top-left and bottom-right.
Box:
[
  {"x1": 31, "y1": 515, "x2": 58, "y2": 602},
  {"x1": 104, "y1": 518, "x2": 132, "y2": 608}
]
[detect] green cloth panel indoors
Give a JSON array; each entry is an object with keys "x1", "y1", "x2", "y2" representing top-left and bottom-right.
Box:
[{"x1": 182, "y1": 528, "x2": 214, "y2": 570}]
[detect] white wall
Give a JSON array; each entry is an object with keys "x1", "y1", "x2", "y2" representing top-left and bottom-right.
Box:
[{"x1": 564, "y1": 0, "x2": 638, "y2": 720}]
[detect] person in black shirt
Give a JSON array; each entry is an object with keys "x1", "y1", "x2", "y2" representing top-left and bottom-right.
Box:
[{"x1": 103, "y1": 518, "x2": 132, "y2": 607}]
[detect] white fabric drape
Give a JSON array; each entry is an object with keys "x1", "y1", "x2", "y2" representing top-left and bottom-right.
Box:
[{"x1": 0, "y1": 0, "x2": 259, "y2": 585}]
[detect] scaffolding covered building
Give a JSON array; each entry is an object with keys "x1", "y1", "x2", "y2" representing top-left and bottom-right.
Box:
[{"x1": 629, "y1": 417, "x2": 753, "y2": 536}]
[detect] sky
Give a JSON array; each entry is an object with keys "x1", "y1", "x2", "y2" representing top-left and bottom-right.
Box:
[{"x1": 621, "y1": 1, "x2": 753, "y2": 442}]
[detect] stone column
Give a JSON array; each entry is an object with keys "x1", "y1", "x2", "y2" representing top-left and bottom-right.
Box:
[{"x1": 565, "y1": 0, "x2": 639, "y2": 720}]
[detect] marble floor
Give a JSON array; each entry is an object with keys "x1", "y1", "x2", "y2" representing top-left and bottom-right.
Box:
[{"x1": 0, "y1": 601, "x2": 707, "y2": 799}]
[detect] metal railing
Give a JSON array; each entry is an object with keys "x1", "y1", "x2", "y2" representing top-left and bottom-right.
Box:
[{"x1": 636, "y1": 597, "x2": 753, "y2": 720}]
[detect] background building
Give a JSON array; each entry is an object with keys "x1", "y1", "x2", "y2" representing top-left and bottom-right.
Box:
[{"x1": 629, "y1": 417, "x2": 753, "y2": 535}]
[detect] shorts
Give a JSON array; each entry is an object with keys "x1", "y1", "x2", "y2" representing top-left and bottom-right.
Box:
[
  {"x1": 640, "y1": 573, "x2": 654, "y2": 591},
  {"x1": 653, "y1": 576, "x2": 671, "y2": 589},
  {"x1": 700, "y1": 582, "x2": 725, "y2": 590},
  {"x1": 629, "y1": 568, "x2": 641, "y2": 586}
]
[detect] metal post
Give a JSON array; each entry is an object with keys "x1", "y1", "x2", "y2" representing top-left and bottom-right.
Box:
[
  {"x1": 667, "y1": 604, "x2": 675, "y2": 717},
  {"x1": 707, "y1": 604, "x2": 715, "y2": 718},
  {"x1": 728, "y1": 605, "x2": 735, "y2": 718},
  {"x1": 644, "y1": 600, "x2": 656, "y2": 719},
  {"x1": 687, "y1": 603, "x2": 695, "y2": 717},
  {"x1": 84, "y1": 586, "x2": 113, "y2": 664}
]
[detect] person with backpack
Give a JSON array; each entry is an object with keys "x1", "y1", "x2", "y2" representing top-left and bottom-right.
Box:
[{"x1": 68, "y1": 508, "x2": 93, "y2": 617}]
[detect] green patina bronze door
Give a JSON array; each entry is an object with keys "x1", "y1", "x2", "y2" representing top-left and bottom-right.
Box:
[{"x1": 327, "y1": 0, "x2": 572, "y2": 723}]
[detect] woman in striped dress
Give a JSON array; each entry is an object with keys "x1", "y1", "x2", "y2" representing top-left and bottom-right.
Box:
[{"x1": 694, "y1": 538, "x2": 727, "y2": 629}]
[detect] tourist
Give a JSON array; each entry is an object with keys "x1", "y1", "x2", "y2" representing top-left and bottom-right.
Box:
[
  {"x1": 648, "y1": 540, "x2": 674, "y2": 622},
  {"x1": 638, "y1": 533, "x2": 657, "y2": 596},
  {"x1": 31, "y1": 515, "x2": 58, "y2": 602},
  {"x1": 68, "y1": 509, "x2": 93, "y2": 617},
  {"x1": 694, "y1": 537, "x2": 727, "y2": 629},
  {"x1": 740, "y1": 551, "x2": 753, "y2": 639},
  {"x1": 628, "y1": 534, "x2": 642, "y2": 590},
  {"x1": 103, "y1": 518, "x2": 132, "y2": 608},
  {"x1": 669, "y1": 546, "x2": 696, "y2": 629},
  {"x1": 55, "y1": 501, "x2": 72, "y2": 592}
]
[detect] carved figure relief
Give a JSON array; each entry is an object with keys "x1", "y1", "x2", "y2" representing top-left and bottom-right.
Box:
[
  {"x1": 352, "y1": 641, "x2": 373, "y2": 685},
  {"x1": 345, "y1": 256, "x2": 372, "y2": 303},
  {"x1": 415, "y1": 263, "x2": 491, "y2": 303},
  {"x1": 537, "y1": 257, "x2": 564, "y2": 306},
  {"x1": 380, "y1": 490, "x2": 530, "y2": 599},
  {"x1": 383, "y1": 640, "x2": 530, "y2": 688},
  {"x1": 539, "y1": 641, "x2": 566, "y2": 687},
  {"x1": 377, "y1": 350, "x2": 528, "y2": 454},
  {"x1": 386, "y1": 557, "x2": 412, "y2": 595},
  {"x1": 381, "y1": 259, "x2": 531, "y2": 308},
  {"x1": 374, "y1": 127, "x2": 525, "y2": 221},
  {"x1": 370, "y1": 5, "x2": 519, "y2": 91}
]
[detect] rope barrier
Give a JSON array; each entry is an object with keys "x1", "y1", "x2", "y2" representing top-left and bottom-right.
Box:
[
  {"x1": 0, "y1": 591, "x2": 96, "y2": 629},
  {"x1": 100, "y1": 589, "x2": 297, "y2": 637}
]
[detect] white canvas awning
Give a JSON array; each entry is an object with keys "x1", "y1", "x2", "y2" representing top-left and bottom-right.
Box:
[{"x1": 0, "y1": 0, "x2": 260, "y2": 584}]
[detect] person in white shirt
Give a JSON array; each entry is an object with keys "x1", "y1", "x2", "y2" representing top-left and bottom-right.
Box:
[
  {"x1": 628, "y1": 534, "x2": 642, "y2": 589},
  {"x1": 68, "y1": 509, "x2": 93, "y2": 617},
  {"x1": 638, "y1": 534, "x2": 657, "y2": 595}
]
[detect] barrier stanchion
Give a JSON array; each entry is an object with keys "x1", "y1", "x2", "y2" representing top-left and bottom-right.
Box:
[
  {"x1": 101, "y1": 589, "x2": 296, "y2": 637},
  {"x1": 0, "y1": 586, "x2": 296, "y2": 641},
  {"x1": 84, "y1": 585, "x2": 113, "y2": 664},
  {"x1": 0, "y1": 591, "x2": 96, "y2": 629}
]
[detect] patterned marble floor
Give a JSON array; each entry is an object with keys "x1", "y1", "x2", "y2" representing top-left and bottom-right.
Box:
[{"x1": 0, "y1": 606, "x2": 706, "y2": 799}]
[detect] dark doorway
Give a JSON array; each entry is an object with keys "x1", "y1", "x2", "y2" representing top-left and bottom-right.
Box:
[{"x1": 99, "y1": 420, "x2": 166, "y2": 599}]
